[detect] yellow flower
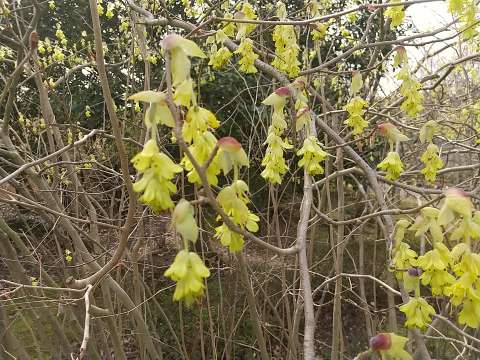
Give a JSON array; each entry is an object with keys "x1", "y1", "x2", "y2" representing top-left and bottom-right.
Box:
[
  {"x1": 444, "y1": 272, "x2": 478, "y2": 305},
  {"x1": 215, "y1": 180, "x2": 259, "y2": 252},
  {"x1": 262, "y1": 86, "x2": 290, "y2": 110},
  {"x1": 182, "y1": 131, "x2": 221, "y2": 186},
  {"x1": 417, "y1": 244, "x2": 450, "y2": 272},
  {"x1": 399, "y1": 297, "x2": 436, "y2": 329},
  {"x1": 296, "y1": 107, "x2": 312, "y2": 132},
  {"x1": 209, "y1": 46, "x2": 232, "y2": 69},
  {"x1": 261, "y1": 133, "x2": 292, "y2": 184},
  {"x1": 174, "y1": 79, "x2": 195, "y2": 108},
  {"x1": 132, "y1": 140, "x2": 183, "y2": 211},
  {"x1": 377, "y1": 151, "x2": 404, "y2": 180},
  {"x1": 437, "y1": 188, "x2": 473, "y2": 225},
  {"x1": 385, "y1": 2, "x2": 405, "y2": 28},
  {"x1": 221, "y1": 13, "x2": 237, "y2": 38},
  {"x1": 164, "y1": 250, "x2": 210, "y2": 305},
  {"x1": 451, "y1": 217, "x2": 480, "y2": 242},
  {"x1": 183, "y1": 106, "x2": 220, "y2": 143},
  {"x1": 350, "y1": 70, "x2": 363, "y2": 95},
  {"x1": 397, "y1": 67, "x2": 423, "y2": 118},
  {"x1": 215, "y1": 223, "x2": 245, "y2": 252},
  {"x1": 392, "y1": 242, "x2": 418, "y2": 279},
  {"x1": 128, "y1": 90, "x2": 174, "y2": 128},
  {"x1": 448, "y1": 0, "x2": 463, "y2": 13},
  {"x1": 452, "y1": 250, "x2": 480, "y2": 278},
  {"x1": 344, "y1": 97, "x2": 368, "y2": 135},
  {"x1": 271, "y1": 23, "x2": 301, "y2": 78},
  {"x1": 420, "y1": 144, "x2": 443, "y2": 182},
  {"x1": 297, "y1": 136, "x2": 327, "y2": 175},
  {"x1": 161, "y1": 33, "x2": 207, "y2": 86},
  {"x1": 393, "y1": 219, "x2": 411, "y2": 245},
  {"x1": 420, "y1": 270, "x2": 455, "y2": 296},
  {"x1": 419, "y1": 120, "x2": 439, "y2": 144},
  {"x1": 311, "y1": 21, "x2": 331, "y2": 41},
  {"x1": 235, "y1": 38, "x2": 258, "y2": 74},
  {"x1": 458, "y1": 298, "x2": 480, "y2": 328},
  {"x1": 217, "y1": 180, "x2": 254, "y2": 226},
  {"x1": 218, "y1": 136, "x2": 249, "y2": 176},
  {"x1": 235, "y1": 2, "x2": 257, "y2": 40}
]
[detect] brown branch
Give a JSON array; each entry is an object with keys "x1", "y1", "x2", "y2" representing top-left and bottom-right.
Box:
[
  {"x1": 0, "y1": 129, "x2": 99, "y2": 186},
  {"x1": 77, "y1": 284, "x2": 93, "y2": 360}
]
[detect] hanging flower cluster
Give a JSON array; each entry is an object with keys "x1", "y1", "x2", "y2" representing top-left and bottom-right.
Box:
[
  {"x1": 344, "y1": 71, "x2": 369, "y2": 135},
  {"x1": 384, "y1": 1, "x2": 406, "y2": 29},
  {"x1": 419, "y1": 121, "x2": 443, "y2": 182},
  {"x1": 271, "y1": 2, "x2": 301, "y2": 78},
  {"x1": 297, "y1": 136, "x2": 327, "y2": 176},
  {"x1": 181, "y1": 106, "x2": 222, "y2": 185},
  {"x1": 128, "y1": 90, "x2": 181, "y2": 212},
  {"x1": 131, "y1": 139, "x2": 183, "y2": 212},
  {"x1": 292, "y1": 77, "x2": 312, "y2": 132},
  {"x1": 311, "y1": 20, "x2": 333, "y2": 41},
  {"x1": 391, "y1": 189, "x2": 480, "y2": 329},
  {"x1": 235, "y1": 1, "x2": 257, "y2": 40},
  {"x1": 420, "y1": 144, "x2": 444, "y2": 182},
  {"x1": 209, "y1": 45, "x2": 233, "y2": 70},
  {"x1": 399, "y1": 296, "x2": 436, "y2": 329},
  {"x1": 261, "y1": 86, "x2": 293, "y2": 184},
  {"x1": 448, "y1": 0, "x2": 478, "y2": 40},
  {"x1": 229, "y1": 1, "x2": 259, "y2": 74},
  {"x1": 158, "y1": 35, "x2": 260, "y2": 306},
  {"x1": 127, "y1": 35, "x2": 211, "y2": 305},
  {"x1": 207, "y1": 30, "x2": 232, "y2": 70},
  {"x1": 396, "y1": 50, "x2": 423, "y2": 118},
  {"x1": 376, "y1": 122, "x2": 409, "y2": 180},
  {"x1": 344, "y1": 97, "x2": 368, "y2": 135},
  {"x1": 129, "y1": 33, "x2": 255, "y2": 305},
  {"x1": 164, "y1": 249, "x2": 210, "y2": 305},
  {"x1": 215, "y1": 180, "x2": 259, "y2": 252},
  {"x1": 235, "y1": 38, "x2": 258, "y2": 74},
  {"x1": 377, "y1": 151, "x2": 404, "y2": 180},
  {"x1": 392, "y1": 219, "x2": 417, "y2": 281},
  {"x1": 164, "y1": 200, "x2": 210, "y2": 305}
]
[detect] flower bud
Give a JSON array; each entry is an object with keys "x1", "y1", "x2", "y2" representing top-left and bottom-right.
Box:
[
  {"x1": 161, "y1": 33, "x2": 182, "y2": 51},
  {"x1": 370, "y1": 333, "x2": 392, "y2": 351},
  {"x1": 218, "y1": 136, "x2": 242, "y2": 153},
  {"x1": 274, "y1": 86, "x2": 291, "y2": 97},
  {"x1": 30, "y1": 30, "x2": 39, "y2": 50}
]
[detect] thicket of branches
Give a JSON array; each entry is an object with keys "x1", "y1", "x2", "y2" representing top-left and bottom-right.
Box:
[{"x1": 1, "y1": 0, "x2": 480, "y2": 359}]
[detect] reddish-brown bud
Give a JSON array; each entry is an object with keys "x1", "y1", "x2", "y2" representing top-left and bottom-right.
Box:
[
  {"x1": 274, "y1": 86, "x2": 291, "y2": 97},
  {"x1": 29, "y1": 30, "x2": 39, "y2": 50},
  {"x1": 377, "y1": 122, "x2": 387, "y2": 133},
  {"x1": 218, "y1": 136, "x2": 242, "y2": 152},
  {"x1": 370, "y1": 333, "x2": 392, "y2": 351}
]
